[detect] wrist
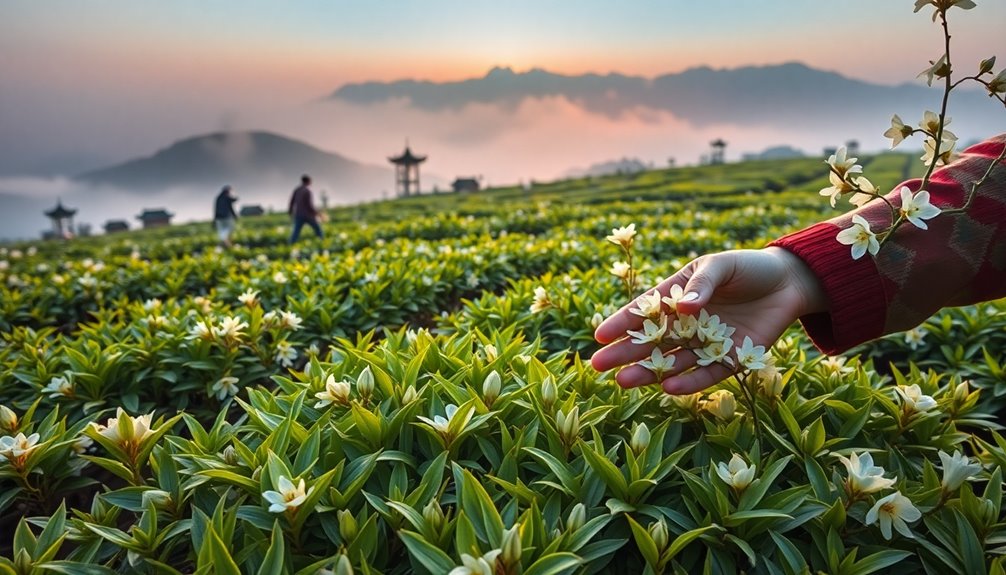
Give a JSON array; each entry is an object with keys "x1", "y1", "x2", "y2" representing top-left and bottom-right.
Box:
[{"x1": 764, "y1": 246, "x2": 829, "y2": 317}]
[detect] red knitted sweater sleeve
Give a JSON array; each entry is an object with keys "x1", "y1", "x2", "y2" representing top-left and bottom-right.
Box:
[{"x1": 769, "y1": 134, "x2": 1006, "y2": 355}]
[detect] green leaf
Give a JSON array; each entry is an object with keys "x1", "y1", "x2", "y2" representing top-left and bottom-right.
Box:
[
  {"x1": 37, "y1": 562, "x2": 118, "y2": 575},
  {"x1": 738, "y1": 456, "x2": 791, "y2": 511},
  {"x1": 399, "y1": 530, "x2": 456, "y2": 574},
  {"x1": 522, "y1": 552, "x2": 582, "y2": 575},
  {"x1": 667, "y1": 525, "x2": 719, "y2": 561},
  {"x1": 846, "y1": 550, "x2": 913, "y2": 575},
  {"x1": 256, "y1": 521, "x2": 286, "y2": 575},
  {"x1": 625, "y1": 515, "x2": 659, "y2": 568},
  {"x1": 578, "y1": 441, "x2": 628, "y2": 501},
  {"x1": 723, "y1": 510, "x2": 792, "y2": 527},
  {"x1": 198, "y1": 527, "x2": 241, "y2": 575}
]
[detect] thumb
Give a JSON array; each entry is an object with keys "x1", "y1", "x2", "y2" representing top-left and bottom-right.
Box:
[{"x1": 674, "y1": 255, "x2": 731, "y2": 315}]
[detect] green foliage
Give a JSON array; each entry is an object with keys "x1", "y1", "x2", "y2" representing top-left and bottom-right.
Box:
[{"x1": 0, "y1": 153, "x2": 1004, "y2": 573}]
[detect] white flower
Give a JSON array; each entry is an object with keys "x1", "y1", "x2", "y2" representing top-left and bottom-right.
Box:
[
  {"x1": 819, "y1": 171, "x2": 856, "y2": 208},
  {"x1": 735, "y1": 336, "x2": 770, "y2": 370},
  {"x1": 142, "y1": 298, "x2": 162, "y2": 311},
  {"x1": 825, "y1": 146, "x2": 862, "y2": 180},
  {"x1": 72, "y1": 436, "x2": 93, "y2": 455},
  {"x1": 716, "y1": 453, "x2": 756, "y2": 490},
  {"x1": 237, "y1": 289, "x2": 259, "y2": 307},
  {"x1": 0, "y1": 432, "x2": 41, "y2": 463},
  {"x1": 606, "y1": 224, "x2": 636, "y2": 248},
  {"x1": 921, "y1": 135, "x2": 956, "y2": 167},
  {"x1": 988, "y1": 68, "x2": 1006, "y2": 95},
  {"x1": 529, "y1": 286, "x2": 551, "y2": 314},
  {"x1": 903, "y1": 328, "x2": 926, "y2": 350},
  {"x1": 314, "y1": 375, "x2": 352, "y2": 408},
  {"x1": 918, "y1": 54, "x2": 950, "y2": 86},
  {"x1": 898, "y1": 187, "x2": 941, "y2": 230},
  {"x1": 836, "y1": 452, "x2": 896, "y2": 495},
  {"x1": 272, "y1": 271, "x2": 288, "y2": 284},
  {"x1": 627, "y1": 316, "x2": 668, "y2": 345},
  {"x1": 836, "y1": 215, "x2": 880, "y2": 260},
  {"x1": 696, "y1": 309, "x2": 735, "y2": 343},
  {"x1": 866, "y1": 491, "x2": 921, "y2": 540},
  {"x1": 263, "y1": 476, "x2": 311, "y2": 513},
  {"x1": 90, "y1": 408, "x2": 155, "y2": 445},
  {"x1": 214, "y1": 317, "x2": 248, "y2": 340},
  {"x1": 703, "y1": 390, "x2": 736, "y2": 420},
  {"x1": 938, "y1": 450, "x2": 981, "y2": 492},
  {"x1": 895, "y1": 384, "x2": 938, "y2": 413},
  {"x1": 660, "y1": 284, "x2": 688, "y2": 313},
  {"x1": 638, "y1": 347, "x2": 676, "y2": 377},
  {"x1": 629, "y1": 291, "x2": 663, "y2": 320},
  {"x1": 448, "y1": 549, "x2": 502, "y2": 575},
  {"x1": 418, "y1": 404, "x2": 460, "y2": 435},
  {"x1": 919, "y1": 110, "x2": 956, "y2": 141},
  {"x1": 279, "y1": 311, "x2": 303, "y2": 331},
  {"x1": 590, "y1": 312, "x2": 604, "y2": 328},
  {"x1": 188, "y1": 321, "x2": 213, "y2": 341},
  {"x1": 914, "y1": 0, "x2": 976, "y2": 21},
  {"x1": 609, "y1": 261, "x2": 631, "y2": 280},
  {"x1": 275, "y1": 341, "x2": 298, "y2": 367},
  {"x1": 211, "y1": 377, "x2": 240, "y2": 401},
  {"x1": 669, "y1": 314, "x2": 698, "y2": 340},
  {"x1": 883, "y1": 114, "x2": 913, "y2": 148},
  {"x1": 695, "y1": 338, "x2": 734, "y2": 367},
  {"x1": 848, "y1": 176, "x2": 877, "y2": 207},
  {"x1": 44, "y1": 376, "x2": 74, "y2": 399}
]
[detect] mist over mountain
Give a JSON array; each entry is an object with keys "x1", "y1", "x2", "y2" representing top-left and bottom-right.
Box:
[
  {"x1": 330, "y1": 62, "x2": 997, "y2": 129},
  {"x1": 76, "y1": 131, "x2": 394, "y2": 201}
]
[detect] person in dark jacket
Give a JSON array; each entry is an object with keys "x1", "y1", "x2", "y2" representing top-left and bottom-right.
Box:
[
  {"x1": 288, "y1": 175, "x2": 323, "y2": 243},
  {"x1": 213, "y1": 185, "x2": 238, "y2": 247}
]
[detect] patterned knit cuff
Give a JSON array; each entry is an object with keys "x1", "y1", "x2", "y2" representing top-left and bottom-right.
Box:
[{"x1": 768, "y1": 223, "x2": 888, "y2": 355}]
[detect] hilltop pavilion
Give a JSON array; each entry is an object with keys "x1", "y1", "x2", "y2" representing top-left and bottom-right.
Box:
[{"x1": 388, "y1": 144, "x2": 426, "y2": 197}]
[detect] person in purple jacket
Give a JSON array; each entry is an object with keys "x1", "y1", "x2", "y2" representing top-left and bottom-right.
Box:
[{"x1": 288, "y1": 174, "x2": 323, "y2": 243}]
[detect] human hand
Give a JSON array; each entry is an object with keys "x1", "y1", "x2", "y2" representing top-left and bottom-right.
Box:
[{"x1": 590, "y1": 247, "x2": 827, "y2": 394}]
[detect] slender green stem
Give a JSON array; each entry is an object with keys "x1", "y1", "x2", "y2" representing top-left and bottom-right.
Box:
[{"x1": 919, "y1": 12, "x2": 954, "y2": 191}]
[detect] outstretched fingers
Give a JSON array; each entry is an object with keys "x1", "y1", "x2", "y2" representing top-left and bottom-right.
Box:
[
  {"x1": 593, "y1": 266, "x2": 696, "y2": 344},
  {"x1": 615, "y1": 352, "x2": 699, "y2": 389},
  {"x1": 660, "y1": 363, "x2": 736, "y2": 395}
]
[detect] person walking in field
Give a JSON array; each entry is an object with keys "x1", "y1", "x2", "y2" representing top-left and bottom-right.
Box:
[
  {"x1": 288, "y1": 174, "x2": 324, "y2": 244},
  {"x1": 213, "y1": 185, "x2": 239, "y2": 248},
  {"x1": 591, "y1": 134, "x2": 1006, "y2": 394}
]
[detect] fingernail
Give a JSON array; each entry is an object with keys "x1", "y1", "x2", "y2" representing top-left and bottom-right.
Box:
[{"x1": 681, "y1": 291, "x2": 700, "y2": 303}]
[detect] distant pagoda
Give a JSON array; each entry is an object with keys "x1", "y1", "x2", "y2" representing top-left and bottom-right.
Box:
[
  {"x1": 44, "y1": 199, "x2": 76, "y2": 239},
  {"x1": 388, "y1": 143, "x2": 427, "y2": 197},
  {"x1": 709, "y1": 139, "x2": 727, "y2": 165}
]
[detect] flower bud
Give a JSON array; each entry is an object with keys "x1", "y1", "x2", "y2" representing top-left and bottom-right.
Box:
[
  {"x1": 541, "y1": 377, "x2": 557, "y2": 410},
  {"x1": 334, "y1": 554, "x2": 354, "y2": 575},
  {"x1": 483, "y1": 344, "x2": 498, "y2": 362},
  {"x1": 556, "y1": 406, "x2": 580, "y2": 446},
  {"x1": 221, "y1": 445, "x2": 238, "y2": 465},
  {"x1": 401, "y1": 386, "x2": 418, "y2": 405},
  {"x1": 482, "y1": 371, "x2": 502, "y2": 406},
  {"x1": 630, "y1": 423, "x2": 650, "y2": 455},
  {"x1": 703, "y1": 390, "x2": 736, "y2": 421},
  {"x1": 953, "y1": 380, "x2": 971, "y2": 404},
  {"x1": 590, "y1": 312, "x2": 604, "y2": 329},
  {"x1": 423, "y1": 499, "x2": 445, "y2": 531},
  {"x1": 501, "y1": 524, "x2": 522, "y2": 566},
  {"x1": 756, "y1": 366, "x2": 784, "y2": 398},
  {"x1": 0, "y1": 405, "x2": 18, "y2": 432},
  {"x1": 338, "y1": 509, "x2": 358, "y2": 541},
  {"x1": 141, "y1": 489, "x2": 173, "y2": 509},
  {"x1": 648, "y1": 519, "x2": 669, "y2": 551},
  {"x1": 356, "y1": 367, "x2": 375, "y2": 398},
  {"x1": 979, "y1": 56, "x2": 996, "y2": 76},
  {"x1": 566, "y1": 503, "x2": 586, "y2": 531}
]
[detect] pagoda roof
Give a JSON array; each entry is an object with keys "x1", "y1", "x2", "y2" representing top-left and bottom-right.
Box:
[
  {"x1": 44, "y1": 200, "x2": 76, "y2": 219},
  {"x1": 389, "y1": 146, "x2": 427, "y2": 165},
  {"x1": 710, "y1": 138, "x2": 727, "y2": 147},
  {"x1": 137, "y1": 209, "x2": 174, "y2": 220}
]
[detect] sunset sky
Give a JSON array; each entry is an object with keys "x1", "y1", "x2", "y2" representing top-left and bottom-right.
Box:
[{"x1": 0, "y1": 1, "x2": 1004, "y2": 238}]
